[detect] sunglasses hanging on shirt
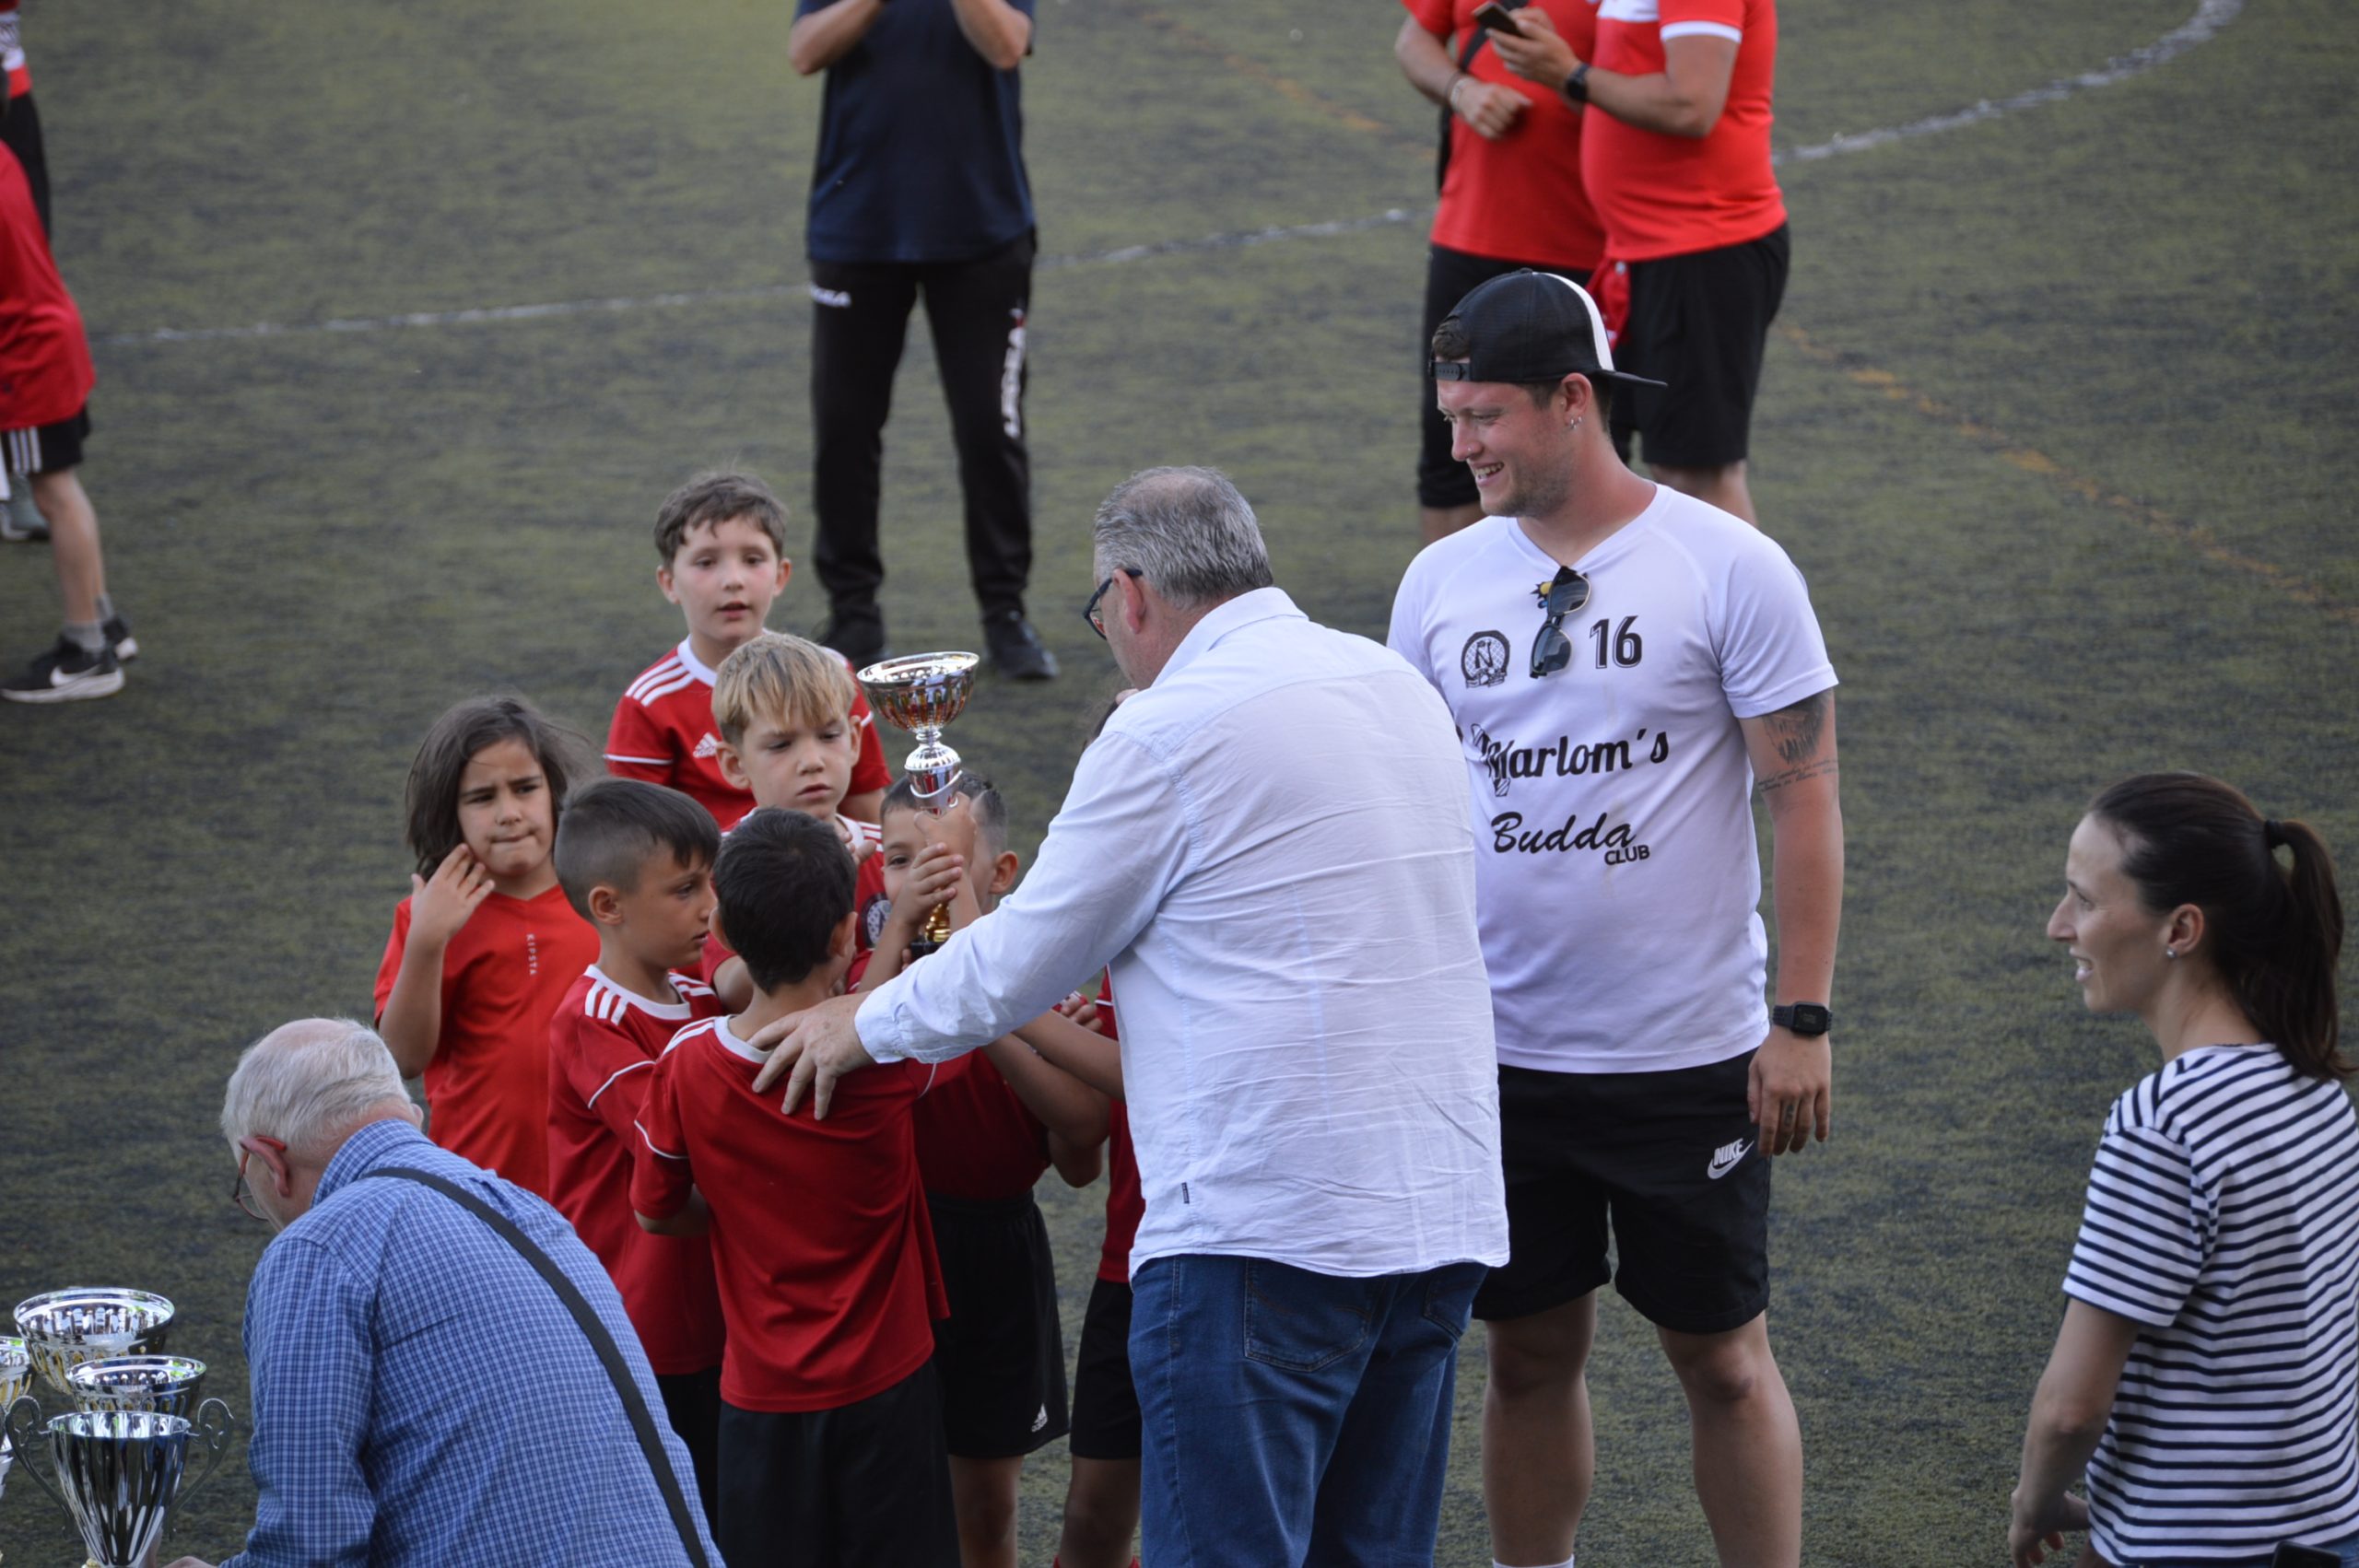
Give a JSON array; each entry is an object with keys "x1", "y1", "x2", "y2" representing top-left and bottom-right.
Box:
[{"x1": 1529, "y1": 566, "x2": 1592, "y2": 679}]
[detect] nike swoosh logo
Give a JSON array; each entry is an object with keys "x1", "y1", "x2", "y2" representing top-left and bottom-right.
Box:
[{"x1": 1708, "y1": 1141, "x2": 1754, "y2": 1179}]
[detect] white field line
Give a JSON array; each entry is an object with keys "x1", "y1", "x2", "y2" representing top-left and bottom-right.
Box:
[{"x1": 97, "y1": 0, "x2": 2239, "y2": 349}]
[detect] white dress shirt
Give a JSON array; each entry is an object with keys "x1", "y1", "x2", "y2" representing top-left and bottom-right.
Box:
[{"x1": 858, "y1": 587, "x2": 1509, "y2": 1278}]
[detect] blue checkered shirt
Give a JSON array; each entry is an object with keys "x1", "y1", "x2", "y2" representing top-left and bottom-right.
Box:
[{"x1": 219, "y1": 1119, "x2": 717, "y2": 1568}]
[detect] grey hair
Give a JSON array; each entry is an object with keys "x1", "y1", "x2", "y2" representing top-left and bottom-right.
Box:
[
  {"x1": 1091, "y1": 467, "x2": 1274, "y2": 609},
  {"x1": 221, "y1": 1018, "x2": 416, "y2": 1160}
]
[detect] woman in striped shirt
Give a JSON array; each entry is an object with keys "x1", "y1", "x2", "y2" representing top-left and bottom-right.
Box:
[{"x1": 2013, "y1": 773, "x2": 2357, "y2": 1568}]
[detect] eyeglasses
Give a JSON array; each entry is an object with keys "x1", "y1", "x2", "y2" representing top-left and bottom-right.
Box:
[
  {"x1": 231, "y1": 1147, "x2": 266, "y2": 1222},
  {"x1": 1530, "y1": 566, "x2": 1591, "y2": 679},
  {"x1": 1082, "y1": 568, "x2": 1144, "y2": 640}
]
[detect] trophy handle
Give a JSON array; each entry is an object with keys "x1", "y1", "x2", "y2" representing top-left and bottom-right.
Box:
[
  {"x1": 1, "y1": 1394, "x2": 69, "y2": 1524},
  {"x1": 175, "y1": 1397, "x2": 236, "y2": 1508}
]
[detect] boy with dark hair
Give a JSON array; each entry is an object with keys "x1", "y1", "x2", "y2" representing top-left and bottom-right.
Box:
[
  {"x1": 546, "y1": 778, "x2": 729, "y2": 1515},
  {"x1": 864, "y1": 775, "x2": 1108, "y2": 1568},
  {"x1": 632, "y1": 808, "x2": 957, "y2": 1565},
  {"x1": 606, "y1": 469, "x2": 891, "y2": 826}
]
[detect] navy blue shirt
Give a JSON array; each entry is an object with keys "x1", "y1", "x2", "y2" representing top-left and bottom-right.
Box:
[{"x1": 800, "y1": 0, "x2": 1037, "y2": 264}]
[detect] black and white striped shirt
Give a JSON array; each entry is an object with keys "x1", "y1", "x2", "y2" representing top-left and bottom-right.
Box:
[{"x1": 2066, "y1": 1045, "x2": 2359, "y2": 1565}]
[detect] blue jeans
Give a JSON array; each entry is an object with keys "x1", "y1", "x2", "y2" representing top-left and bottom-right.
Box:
[{"x1": 1129, "y1": 1254, "x2": 1486, "y2": 1568}]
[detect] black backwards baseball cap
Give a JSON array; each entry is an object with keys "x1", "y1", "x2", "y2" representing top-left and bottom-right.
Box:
[{"x1": 1429, "y1": 269, "x2": 1667, "y2": 392}]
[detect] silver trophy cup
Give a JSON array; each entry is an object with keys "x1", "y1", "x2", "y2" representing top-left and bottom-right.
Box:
[
  {"x1": 858, "y1": 651, "x2": 981, "y2": 954},
  {"x1": 14, "y1": 1290, "x2": 175, "y2": 1397},
  {"x1": 1, "y1": 1404, "x2": 229, "y2": 1568},
  {"x1": 66, "y1": 1357, "x2": 214, "y2": 1422},
  {"x1": 0, "y1": 1335, "x2": 28, "y2": 1501}
]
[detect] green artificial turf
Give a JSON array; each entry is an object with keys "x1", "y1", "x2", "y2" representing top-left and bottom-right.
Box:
[{"x1": 3, "y1": 0, "x2": 2353, "y2": 1561}]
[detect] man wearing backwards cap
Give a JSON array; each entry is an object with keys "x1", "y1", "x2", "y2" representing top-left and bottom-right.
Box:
[{"x1": 1390, "y1": 269, "x2": 1843, "y2": 1568}]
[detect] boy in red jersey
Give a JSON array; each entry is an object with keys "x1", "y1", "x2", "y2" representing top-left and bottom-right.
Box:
[
  {"x1": 0, "y1": 145, "x2": 133, "y2": 702},
  {"x1": 863, "y1": 775, "x2": 1108, "y2": 1568},
  {"x1": 633, "y1": 807, "x2": 957, "y2": 1565},
  {"x1": 699, "y1": 631, "x2": 894, "y2": 1009},
  {"x1": 546, "y1": 778, "x2": 730, "y2": 1516},
  {"x1": 1056, "y1": 988, "x2": 1143, "y2": 1568},
  {"x1": 605, "y1": 471, "x2": 890, "y2": 827}
]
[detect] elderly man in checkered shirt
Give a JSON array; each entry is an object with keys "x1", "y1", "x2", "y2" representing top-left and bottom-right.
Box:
[{"x1": 168, "y1": 1019, "x2": 718, "y2": 1568}]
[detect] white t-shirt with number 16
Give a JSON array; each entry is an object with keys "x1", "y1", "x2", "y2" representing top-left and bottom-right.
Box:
[{"x1": 1388, "y1": 486, "x2": 1836, "y2": 1075}]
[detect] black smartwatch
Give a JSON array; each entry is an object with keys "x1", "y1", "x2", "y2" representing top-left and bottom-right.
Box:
[
  {"x1": 1563, "y1": 62, "x2": 1591, "y2": 103},
  {"x1": 1772, "y1": 1003, "x2": 1833, "y2": 1036}
]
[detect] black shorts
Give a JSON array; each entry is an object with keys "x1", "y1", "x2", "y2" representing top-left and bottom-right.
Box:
[
  {"x1": 928, "y1": 1191, "x2": 1069, "y2": 1459},
  {"x1": 716, "y1": 1364, "x2": 958, "y2": 1566},
  {"x1": 1419, "y1": 245, "x2": 1594, "y2": 509},
  {"x1": 654, "y1": 1366, "x2": 722, "y2": 1526},
  {"x1": 1473, "y1": 1053, "x2": 1771, "y2": 1335},
  {"x1": 1066, "y1": 1275, "x2": 1142, "y2": 1460},
  {"x1": 1610, "y1": 224, "x2": 1790, "y2": 471},
  {"x1": 3, "y1": 409, "x2": 89, "y2": 478}
]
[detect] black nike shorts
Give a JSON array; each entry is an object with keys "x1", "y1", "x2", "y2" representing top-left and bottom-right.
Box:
[
  {"x1": 927, "y1": 1191, "x2": 1070, "y2": 1459},
  {"x1": 1473, "y1": 1051, "x2": 1771, "y2": 1334}
]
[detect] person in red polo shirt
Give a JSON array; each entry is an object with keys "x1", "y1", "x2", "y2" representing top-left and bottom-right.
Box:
[
  {"x1": 1494, "y1": 0, "x2": 1789, "y2": 529},
  {"x1": 1395, "y1": 0, "x2": 1607, "y2": 545},
  {"x1": 633, "y1": 807, "x2": 957, "y2": 1565},
  {"x1": 0, "y1": 143, "x2": 134, "y2": 703}
]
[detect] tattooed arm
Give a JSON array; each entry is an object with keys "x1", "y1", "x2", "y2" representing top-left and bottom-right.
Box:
[{"x1": 1736, "y1": 687, "x2": 1844, "y2": 1153}]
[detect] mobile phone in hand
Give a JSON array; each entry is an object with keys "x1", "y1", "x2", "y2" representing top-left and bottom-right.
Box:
[
  {"x1": 1473, "y1": 2, "x2": 1522, "y2": 34},
  {"x1": 2272, "y1": 1547, "x2": 2339, "y2": 1568}
]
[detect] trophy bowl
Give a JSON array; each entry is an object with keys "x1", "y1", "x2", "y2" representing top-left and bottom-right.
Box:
[
  {"x1": 859, "y1": 652, "x2": 980, "y2": 753},
  {"x1": 15, "y1": 1289, "x2": 175, "y2": 1397},
  {"x1": 67, "y1": 1356, "x2": 210, "y2": 1420}
]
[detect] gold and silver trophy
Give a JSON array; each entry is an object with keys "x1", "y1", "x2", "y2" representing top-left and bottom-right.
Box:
[
  {"x1": 858, "y1": 652, "x2": 981, "y2": 955},
  {"x1": 0, "y1": 1335, "x2": 29, "y2": 1502}
]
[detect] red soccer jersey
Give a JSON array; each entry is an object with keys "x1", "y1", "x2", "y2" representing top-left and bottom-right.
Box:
[
  {"x1": 372, "y1": 883, "x2": 599, "y2": 1199},
  {"x1": 840, "y1": 946, "x2": 1051, "y2": 1204},
  {"x1": 1091, "y1": 984, "x2": 1144, "y2": 1284},
  {"x1": 0, "y1": 151, "x2": 89, "y2": 432},
  {"x1": 1409, "y1": 0, "x2": 1606, "y2": 269},
  {"x1": 1583, "y1": 0, "x2": 1784, "y2": 262},
  {"x1": 701, "y1": 830, "x2": 886, "y2": 987},
  {"x1": 546, "y1": 965, "x2": 727, "y2": 1375},
  {"x1": 605, "y1": 638, "x2": 894, "y2": 828},
  {"x1": 631, "y1": 1015, "x2": 948, "y2": 1413}
]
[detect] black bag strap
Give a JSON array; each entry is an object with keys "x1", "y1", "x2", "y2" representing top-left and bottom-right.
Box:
[
  {"x1": 368, "y1": 1166, "x2": 713, "y2": 1568},
  {"x1": 1436, "y1": 1, "x2": 1524, "y2": 192}
]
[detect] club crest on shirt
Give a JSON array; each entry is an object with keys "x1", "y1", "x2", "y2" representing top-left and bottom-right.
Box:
[
  {"x1": 862, "y1": 891, "x2": 893, "y2": 948},
  {"x1": 1461, "y1": 631, "x2": 1509, "y2": 688}
]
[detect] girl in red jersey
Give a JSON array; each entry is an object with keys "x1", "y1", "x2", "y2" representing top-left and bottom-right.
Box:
[{"x1": 374, "y1": 696, "x2": 600, "y2": 1199}]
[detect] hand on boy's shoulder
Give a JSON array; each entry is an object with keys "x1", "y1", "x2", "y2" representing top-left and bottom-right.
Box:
[{"x1": 746, "y1": 992, "x2": 873, "y2": 1118}]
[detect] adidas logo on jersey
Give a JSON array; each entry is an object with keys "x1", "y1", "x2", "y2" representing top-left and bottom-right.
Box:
[{"x1": 694, "y1": 732, "x2": 720, "y2": 759}]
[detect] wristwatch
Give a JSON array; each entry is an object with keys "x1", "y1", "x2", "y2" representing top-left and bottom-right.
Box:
[
  {"x1": 1771, "y1": 1003, "x2": 1833, "y2": 1036},
  {"x1": 1563, "y1": 62, "x2": 1591, "y2": 103}
]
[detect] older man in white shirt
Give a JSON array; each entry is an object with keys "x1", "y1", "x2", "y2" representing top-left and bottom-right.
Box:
[{"x1": 756, "y1": 466, "x2": 1507, "y2": 1564}]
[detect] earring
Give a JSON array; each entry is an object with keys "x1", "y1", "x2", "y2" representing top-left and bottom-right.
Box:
[
  {"x1": 2165, "y1": 947, "x2": 2177, "y2": 959},
  {"x1": 1567, "y1": 415, "x2": 1584, "y2": 432}
]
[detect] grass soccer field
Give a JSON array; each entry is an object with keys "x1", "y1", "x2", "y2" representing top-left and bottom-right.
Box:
[{"x1": 3, "y1": 0, "x2": 2355, "y2": 1561}]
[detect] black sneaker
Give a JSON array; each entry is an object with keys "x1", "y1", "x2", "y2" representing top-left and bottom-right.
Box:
[
  {"x1": 2, "y1": 637, "x2": 123, "y2": 704},
  {"x1": 103, "y1": 614, "x2": 138, "y2": 661},
  {"x1": 983, "y1": 612, "x2": 1059, "y2": 681},
  {"x1": 816, "y1": 614, "x2": 889, "y2": 673}
]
